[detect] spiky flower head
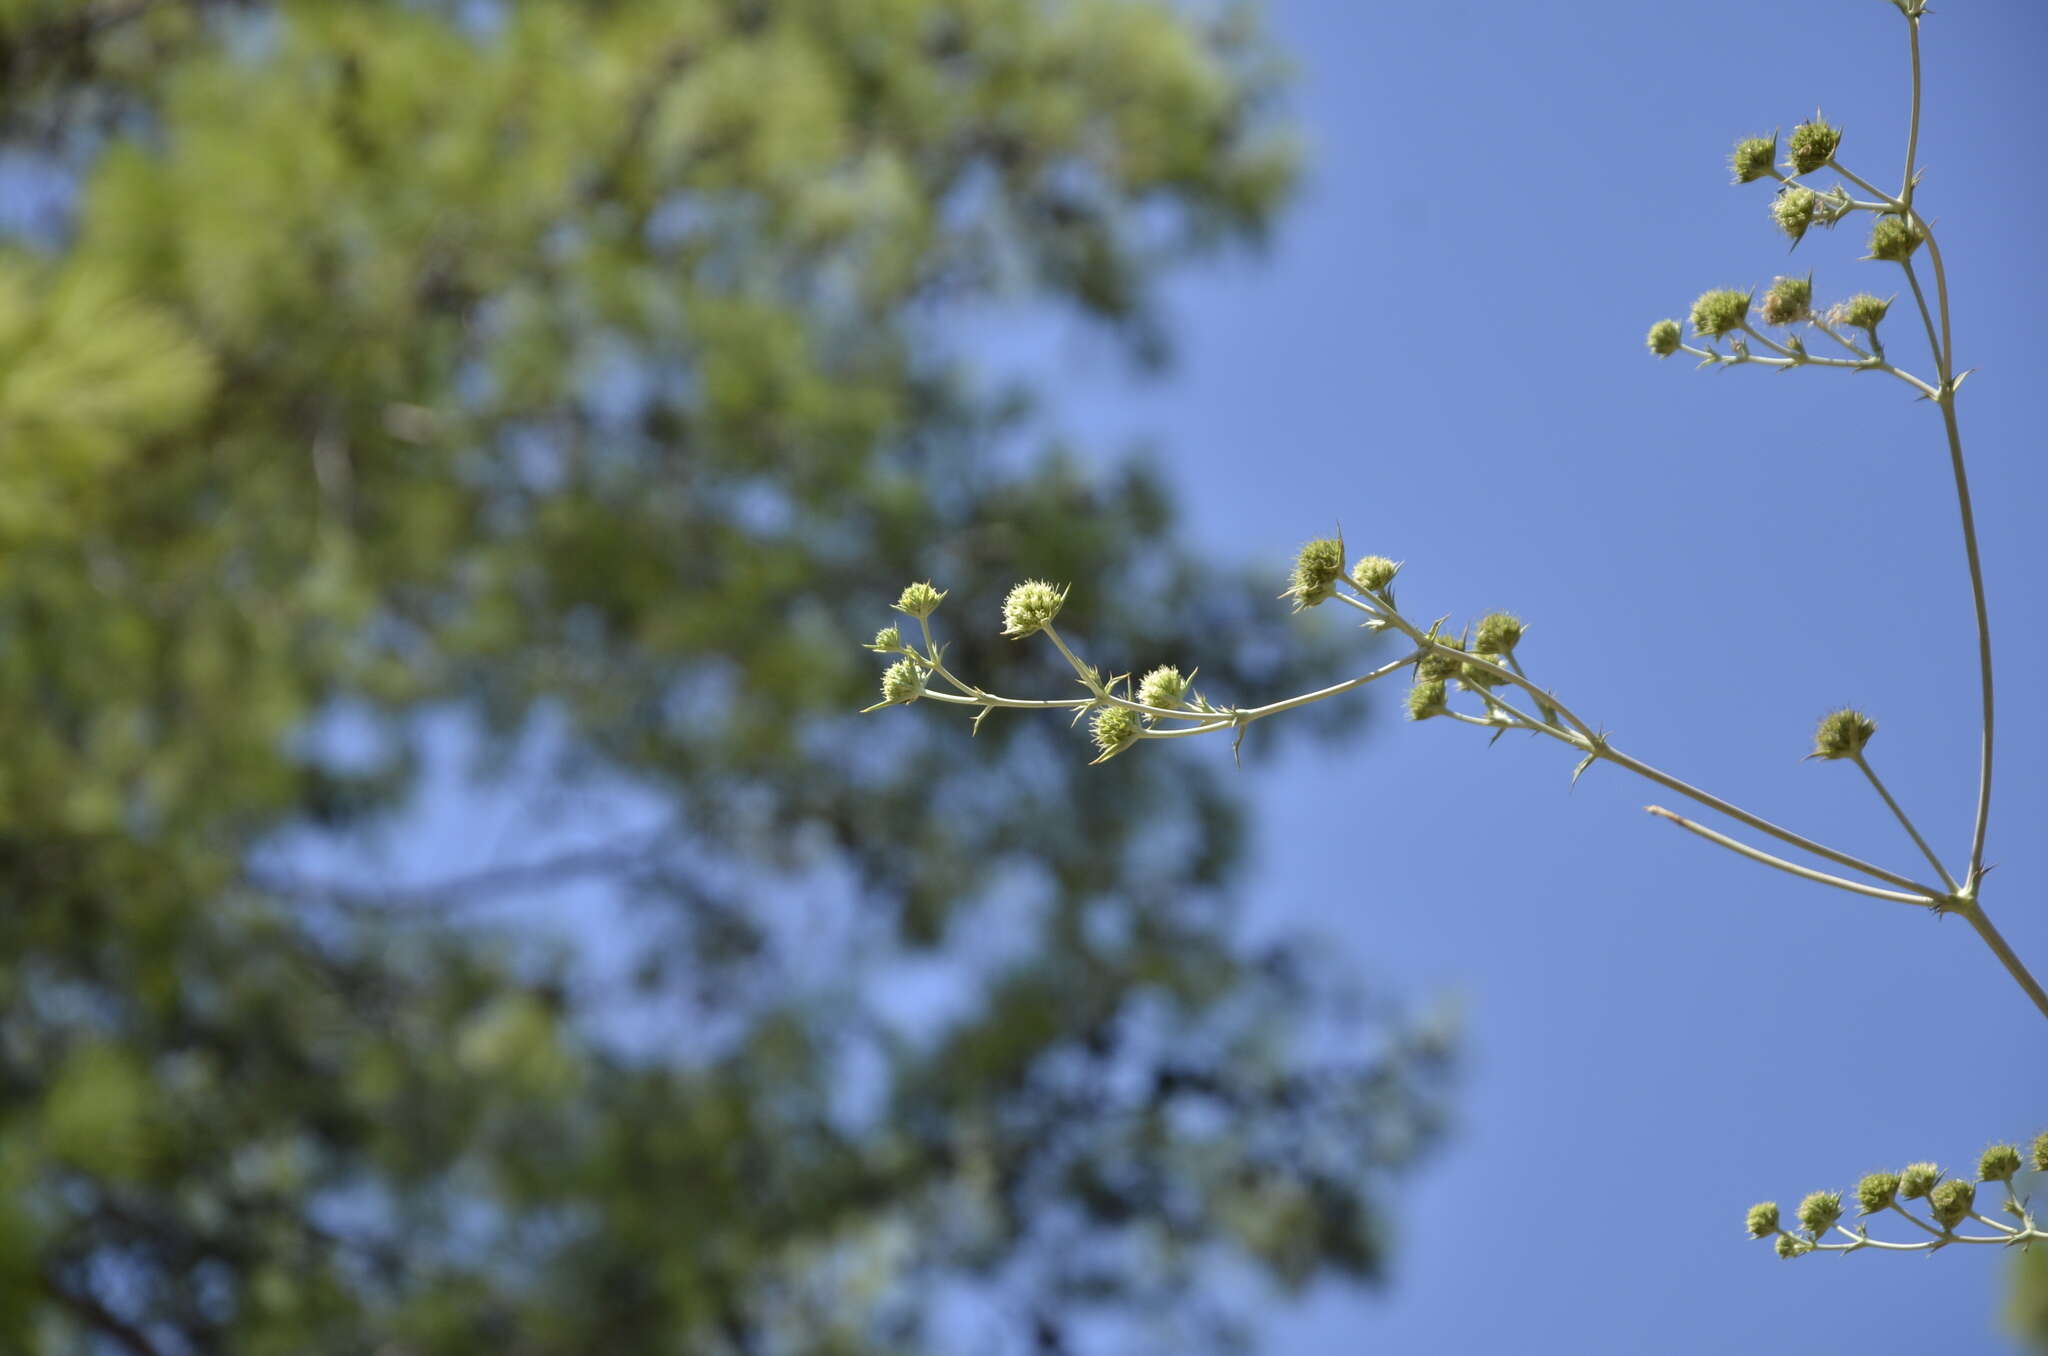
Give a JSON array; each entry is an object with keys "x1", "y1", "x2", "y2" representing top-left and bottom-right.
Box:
[
  {"x1": 1774, "y1": 1233, "x2": 1805, "y2": 1259},
  {"x1": 1136, "y1": 665, "x2": 1187, "y2": 712},
  {"x1": 1760, "y1": 274, "x2": 1813, "y2": 326},
  {"x1": 1690, "y1": 289, "x2": 1751, "y2": 339},
  {"x1": 1474, "y1": 612, "x2": 1524, "y2": 655},
  {"x1": 1745, "y1": 1201, "x2": 1780, "y2": 1238},
  {"x1": 1855, "y1": 1172, "x2": 1900, "y2": 1215},
  {"x1": 1810, "y1": 707, "x2": 1877, "y2": 760},
  {"x1": 1646, "y1": 318, "x2": 1682, "y2": 357},
  {"x1": 1866, "y1": 215, "x2": 1924, "y2": 263},
  {"x1": 895, "y1": 581, "x2": 946, "y2": 619},
  {"x1": 1928, "y1": 1178, "x2": 1975, "y2": 1230},
  {"x1": 1898, "y1": 1162, "x2": 1941, "y2": 1201},
  {"x1": 1460, "y1": 656, "x2": 1507, "y2": 691},
  {"x1": 1730, "y1": 135, "x2": 1777, "y2": 184},
  {"x1": 1350, "y1": 555, "x2": 1399, "y2": 594},
  {"x1": 1832, "y1": 292, "x2": 1891, "y2": 331},
  {"x1": 1785, "y1": 116, "x2": 1842, "y2": 175},
  {"x1": 1405, "y1": 680, "x2": 1448, "y2": 722},
  {"x1": 1001, "y1": 579, "x2": 1067, "y2": 637},
  {"x1": 1416, "y1": 636, "x2": 1465, "y2": 683},
  {"x1": 1978, "y1": 1143, "x2": 2022, "y2": 1184},
  {"x1": 879, "y1": 659, "x2": 924, "y2": 706},
  {"x1": 870, "y1": 626, "x2": 903, "y2": 652},
  {"x1": 1285, "y1": 537, "x2": 1346, "y2": 611},
  {"x1": 1796, "y1": 1190, "x2": 1843, "y2": 1239},
  {"x1": 2033, "y1": 1131, "x2": 2048, "y2": 1173},
  {"x1": 1772, "y1": 187, "x2": 1820, "y2": 243},
  {"x1": 1090, "y1": 705, "x2": 1140, "y2": 761}
]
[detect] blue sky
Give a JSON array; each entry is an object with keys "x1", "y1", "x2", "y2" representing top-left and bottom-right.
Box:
[{"x1": 988, "y1": 0, "x2": 2048, "y2": 1349}]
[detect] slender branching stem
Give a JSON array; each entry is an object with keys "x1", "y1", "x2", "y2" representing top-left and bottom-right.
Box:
[
  {"x1": 1674, "y1": 341, "x2": 1937, "y2": 399},
  {"x1": 1644, "y1": 807, "x2": 1937, "y2": 907},
  {"x1": 1954, "y1": 901, "x2": 2048, "y2": 1021},
  {"x1": 1851, "y1": 753, "x2": 1957, "y2": 892},
  {"x1": 1902, "y1": 12, "x2": 1924, "y2": 207},
  {"x1": 1823, "y1": 160, "x2": 1898, "y2": 209}
]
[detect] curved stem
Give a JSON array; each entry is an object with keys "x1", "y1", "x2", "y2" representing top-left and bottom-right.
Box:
[
  {"x1": 1902, "y1": 12, "x2": 1924, "y2": 208},
  {"x1": 1851, "y1": 753, "x2": 1957, "y2": 892},
  {"x1": 1645, "y1": 807, "x2": 1936, "y2": 907}
]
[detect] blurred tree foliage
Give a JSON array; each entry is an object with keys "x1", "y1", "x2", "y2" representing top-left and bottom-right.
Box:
[{"x1": 0, "y1": 2, "x2": 1449, "y2": 1352}]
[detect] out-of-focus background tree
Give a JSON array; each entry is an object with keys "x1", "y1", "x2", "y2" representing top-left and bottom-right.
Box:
[{"x1": 0, "y1": 2, "x2": 1450, "y2": 1351}]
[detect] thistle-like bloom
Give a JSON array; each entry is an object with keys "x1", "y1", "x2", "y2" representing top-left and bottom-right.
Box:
[
  {"x1": 1831, "y1": 293, "x2": 1891, "y2": 332},
  {"x1": 1415, "y1": 636, "x2": 1464, "y2": 683},
  {"x1": 1796, "y1": 1190, "x2": 1843, "y2": 1239},
  {"x1": 1774, "y1": 1234, "x2": 1805, "y2": 1259},
  {"x1": 2034, "y1": 1131, "x2": 2048, "y2": 1173},
  {"x1": 1928, "y1": 1178, "x2": 1975, "y2": 1230},
  {"x1": 1898, "y1": 1162, "x2": 1941, "y2": 1201},
  {"x1": 1810, "y1": 707, "x2": 1876, "y2": 760},
  {"x1": 1759, "y1": 275, "x2": 1812, "y2": 327},
  {"x1": 1001, "y1": 579, "x2": 1067, "y2": 637},
  {"x1": 895, "y1": 581, "x2": 946, "y2": 618},
  {"x1": 1772, "y1": 187, "x2": 1820, "y2": 244},
  {"x1": 1646, "y1": 318, "x2": 1682, "y2": 357},
  {"x1": 1284, "y1": 537, "x2": 1345, "y2": 610},
  {"x1": 1866, "y1": 215, "x2": 1924, "y2": 263},
  {"x1": 870, "y1": 625, "x2": 903, "y2": 652},
  {"x1": 1745, "y1": 1201, "x2": 1780, "y2": 1239},
  {"x1": 1690, "y1": 289, "x2": 1751, "y2": 339},
  {"x1": 1136, "y1": 664, "x2": 1187, "y2": 712},
  {"x1": 1350, "y1": 554, "x2": 1399, "y2": 594},
  {"x1": 879, "y1": 659, "x2": 924, "y2": 705},
  {"x1": 1474, "y1": 612, "x2": 1524, "y2": 654},
  {"x1": 1855, "y1": 1171, "x2": 1900, "y2": 1215},
  {"x1": 1729, "y1": 135, "x2": 1777, "y2": 184},
  {"x1": 1785, "y1": 116, "x2": 1841, "y2": 175},
  {"x1": 1978, "y1": 1143, "x2": 2022, "y2": 1184},
  {"x1": 1090, "y1": 704, "x2": 1140, "y2": 760},
  {"x1": 1405, "y1": 679, "x2": 1447, "y2": 721}
]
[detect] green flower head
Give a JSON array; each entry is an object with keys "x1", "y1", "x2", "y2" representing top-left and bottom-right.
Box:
[
  {"x1": 1350, "y1": 554, "x2": 1400, "y2": 594},
  {"x1": 1090, "y1": 705, "x2": 1141, "y2": 762},
  {"x1": 1760, "y1": 275, "x2": 1812, "y2": 327},
  {"x1": 1136, "y1": 664, "x2": 1187, "y2": 712},
  {"x1": 1978, "y1": 1143, "x2": 2022, "y2": 1184},
  {"x1": 895, "y1": 581, "x2": 947, "y2": 619},
  {"x1": 1690, "y1": 289, "x2": 1751, "y2": 339},
  {"x1": 1928, "y1": 1177, "x2": 1975, "y2": 1230},
  {"x1": 1745, "y1": 1201, "x2": 1780, "y2": 1238},
  {"x1": 1855, "y1": 1171, "x2": 1900, "y2": 1215},
  {"x1": 1285, "y1": 537, "x2": 1346, "y2": 611},
  {"x1": 1416, "y1": 636, "x2": 1465, "y2": 684},
  {"x1": 870, "y1": 625, "x2": 903, "y2": 652},
  {"x1": 1866, "y1": 215, "x2": 1924, "y2": 263},
  {"x1": 1785, "y1": 116, "x2": 1842, "y2": 175},
  {"x1": 1405, "y1": 679, "x2": 1448, "y2": 722},
  {"x1": 1810, "y1": 707, "x2": 1877, "y2": 760},
  {"x1": 1729, "y1": 135, "x2": 1777, "y2": 185},
  {"x1": 1772, "y1": 187, "x2": 1820, "y2": 243},
  {"x1": 1774, "y1": 1233, "x2": 1806, "y2": 1259},
  {"x1": 2033, "y1": 1131, "x2": 2048, "y2": 1173},
  {"x1": 1474, "y1": 612, "x2": 1524, "y2": 655},
  {"x1": 1796, "y1": 1190, "x2": 1843, "y2": 1239},
  {"x1": 1832, "y1": 292, "x2": 1891, "y2": 331},
  {"x1": 1001, "y1": 579, "x2": 1067, "y2": 637},
  {"x1": 1898, "y1": 1161, "x2": 1941, "y2": 1201},
  {"x1": 879, "y1": 659, "x2": 924, "y2": 706},
  {"x1": 1646, "y1": 318, "x2": 1682, "y2": 357}
]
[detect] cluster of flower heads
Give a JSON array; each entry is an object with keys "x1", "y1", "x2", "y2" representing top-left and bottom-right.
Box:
[{"x1": 1748, "y1": 1133, "x2": 2047, "y2": 1258}]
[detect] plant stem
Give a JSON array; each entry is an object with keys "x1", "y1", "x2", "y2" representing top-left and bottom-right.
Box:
[
  {"x1": 1851, "y1": 753, "x2": 1957, "y2": 892},
  {"x1": 1954, "y1": 900, "x2": 2048, "y2": 1022},
  {"x1": 1645, "y1": 807, "x2": 1936, "y2": 907}
]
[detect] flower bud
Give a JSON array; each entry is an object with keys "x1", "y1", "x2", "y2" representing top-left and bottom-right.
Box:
[
  {"x1": 1646, "y1": 318, "x2": 1682, "y2": 357},
  {"x1": 1796, "y1": 1190, "x2": 1843, "y2": 1239},
  {"x1": 1690, "y1": 289, "x2": 1751, "y2": 339},
  {"x1": 1785, "y1": 116, "x2": 1841, "y2": 175},
  {"x1": 870, "y1": 626, "x2": 903, "y2": 652},
  {"x1": 1729, "y1": 135, "x2": 1777, "y2": 185},
  {"x1": 1745, "y1": 1201, "x2": 1780, "y2": 1238},
  {"x1": 1405, "y1": 680, "x2": 1447, "y2": 721},
  {"x1": 1866, "y1": 215, "x2": 1924, "y2": 263},
  {"x1": 1774, "y1": 1233, "x2": 1805, "y2": 1259},
  {"x1": 1928, "y1": 1177, "x2": 1974, "y2": 1230},
  {"x1": 1898, "y1": 1162, "x2": 1940, "y2": 1200},
  {"x1": 1285, "y1": 538, "x2": 1346, "y2": 611},
  {"x1": 1831, "y1": 293, "x2": 1890, "y2": 332},
  {"x1": 1772, "y1": 187, "x2": 1820, "y2": 244},
  {"x1": 1810, "y1": 708, "x2": 1876, "y2": 760},
  {"x1": 1760, "y1": 275, "x2": 1812, "y2": 326},
  {"x1": 1474, "y1": 612, "x2": 1524, "y2": 655},
  {"x1": 1350, "y1": 555, "x2": 1399, "y2": 594},
  {"x1": 1855, "y1": 1171, "x2": 1900, "y2": 1215},
  {"x1": 895, "y1": 581, "x2": 946, "y2": 619},
  {"x1": 1136, "y1": 665, "x2": 1187, "y2": 712},
  {"x1": 1001, "y1": 579, "x2": 1067, "y2": 637},
  {"x1": 880, "y1": 659, "x2": 924, "y2": 705},
  {"x1": 1460, "y1": 655, "x2": 1506, "y2": 691},
  {"x1": 1978, "y1": 1143, "x2": 2022, "y2": 1184},
  {"x1": 2033, "y1": 1131, "x2": 2048, "y2": 1173},
  {"x1": 1090, "y1": 705, "x2": 1140, "y2": 760},
  {"x1": 1416, "y1": 637, "x2": 1465, "y2": 683}
]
